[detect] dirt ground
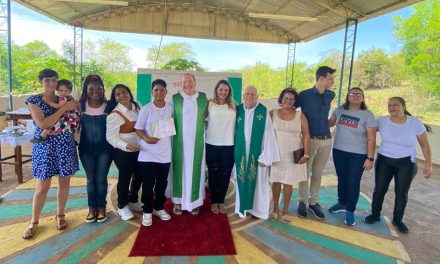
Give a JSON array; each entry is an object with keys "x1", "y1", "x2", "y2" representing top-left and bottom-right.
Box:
[
  {"x1": 1, "y1": 144, "x2": 439, "y2": 263},
  {"x1": 323, "y1": 154, "x2": 440, "y2": 264}
]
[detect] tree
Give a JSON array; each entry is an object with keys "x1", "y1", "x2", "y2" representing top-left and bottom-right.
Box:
[
  {"x1": 241, "y1": 61, "x2": 284, "y2": 98},
  {"x1": 285, "y1": 62, "x2": 315, "y2": 92},
  {"x1": 353, "y1": 48, "x2": 395, "y2": 89},
  {"x1": 6, "y1": 41, "x2": 71, "y2": 94},
  {"x1": 146, "y1": 42, "x2": 196, "y2": 69},
  {"x1": 0, "y1": 42, "x2": 8, "y2": 94},
  {"x1": 162, "y1": 58, "x2": 204, "y2": 71},
  {"x1": 97, "y1": 38, "x2": 133, "y2": 72},
  {"x1": 394, "y1": 0, "x2": 440, "y2": 94},
  {"x1": 0, "y1": 38, "x2": 137, "y2": 95},
  {"x1": 317, "y1": 49, "x2": 342, "y2": 72},
  {"x1": 76, "y1": 38, "x2": 136, "y2": 92},
  {"x1": 61, "y1": 39, "x2": 74, "y2": 64}
]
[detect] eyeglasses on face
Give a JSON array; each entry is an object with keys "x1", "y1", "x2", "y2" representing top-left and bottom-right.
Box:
[{"x1": 349, "y1": 93, "x2": 363, "y2": 97}]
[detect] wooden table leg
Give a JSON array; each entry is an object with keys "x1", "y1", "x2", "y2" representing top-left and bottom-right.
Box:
[{"x1": 14, "y1": 145, "x2": 23, "y2": 183}]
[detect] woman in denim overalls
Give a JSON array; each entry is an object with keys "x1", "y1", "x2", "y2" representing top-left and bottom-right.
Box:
[{"x1": 78, "y1": 75, "x2": 112, "y2": 223}]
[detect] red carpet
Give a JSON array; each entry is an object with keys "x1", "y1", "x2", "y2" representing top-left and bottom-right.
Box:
[{"x1": 129, "y1": 196, "x2": 236, "y2": 256}]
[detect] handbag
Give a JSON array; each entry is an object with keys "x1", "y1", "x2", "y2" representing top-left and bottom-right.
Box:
[{"x1": 293, "y1": 148, "x2": 304, "y2": 164}]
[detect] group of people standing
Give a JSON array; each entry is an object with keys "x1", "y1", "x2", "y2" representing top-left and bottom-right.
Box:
[
  {"x1": 21, "y1": 65, "x2": 432, "y2": 240},
  {"x1": 297, "y1": 66, "x2": 432, "y2": 232}
]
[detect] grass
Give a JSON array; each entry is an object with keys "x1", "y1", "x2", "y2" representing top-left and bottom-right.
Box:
[{"x1": 360, "y1": 85, "x2": 440, "y2": 125}]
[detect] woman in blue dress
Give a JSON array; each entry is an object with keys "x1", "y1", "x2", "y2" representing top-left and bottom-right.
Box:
[{"x1": 22, "y1": 69, "x2": 79, "y2": 239}]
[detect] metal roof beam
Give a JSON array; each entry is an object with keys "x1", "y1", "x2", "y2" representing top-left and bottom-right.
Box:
[
  {"x1": 213, "y1": 0, "x2": 224, "y2": 37},
  {"x1": 286, "y1": 0, "x2": 360, "y2": 36},
  {"x1": 310, "y1": 0, "x2": 347, "y2": 18},
  {"x1": 242, "y1": 0, "x2": 255, "y2": 12},
  {"x1": 330, "y1": 0, "x2": 365, "y2": 17},
  {"x1": 74, "y1": 3, "x2": 297, "y2": 43}
]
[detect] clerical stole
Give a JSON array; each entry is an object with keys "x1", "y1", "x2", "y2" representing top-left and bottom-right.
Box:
[
  {"x1": 234, "y1": 103, "x2": 266, "y2": 214},
  {"x1": 172, "y1": 92, "x2": 207, "y2": 202}
]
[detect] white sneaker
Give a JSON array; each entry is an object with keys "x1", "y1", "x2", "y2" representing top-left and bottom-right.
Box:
[
  {"x1": 153, "y1": 209, "x2": 171, "y2": 221},
  {"x1": 117, "y1": 205, "x2": 134, "y2": 221},
  {"x1": 129, "y1": 202, "x2": 143, "y2": 213},
  {"x1": 142, "y1": 213, "x2": 152, "y2": 226}
]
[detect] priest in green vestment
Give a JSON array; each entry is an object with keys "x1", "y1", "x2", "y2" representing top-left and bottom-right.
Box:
[
  {"x1": 171, "y1": 73, "x2": 207, "y2": 215},
  {"x1": 233, "y1": 85, "x2": 280, "y2": 219}
]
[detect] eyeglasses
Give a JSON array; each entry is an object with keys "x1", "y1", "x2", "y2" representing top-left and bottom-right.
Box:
[{"x1": 349, "y1": 93, "x2": 363, "y2": 97}]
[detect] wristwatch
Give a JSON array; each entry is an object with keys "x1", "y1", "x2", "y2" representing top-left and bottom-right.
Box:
[{"x1": 367, "y1": 157, "x2": 374, "y2": 162}]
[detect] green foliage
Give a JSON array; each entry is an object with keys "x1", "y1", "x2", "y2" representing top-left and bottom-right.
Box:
[
  {"x1": 241, "y1": 61, "x2": 284, "y2": 98},
  {"x1": 162, "y1": 58, "x2": 204, "y2": 71},
  {"x1": 0, "y1": 41, "x2": 72, "y2": 94},
  {"x1": 0, "y1": 39, "x2": 136, "y2": 96},
  {"x1": 394, "y1": 0, "x2": 440, "y2": 94},
  {"x1": 0, "y1": 42, "x2": 10, "y2": 94},
  {"x1": 146, "y1": 42, "x2": 196, "y2": 69},
  {"x1": 285, "y1": 62, "x2": 315, "y2": 91},
  {"x1": 365, "y1": 84, "x2": 440, "y2": 125},
  {"x1": 317, "y1": 49, "x2": 342, "y2": 73},
  {"x1": 96, "y1": 38, "x2": 133, "y2": 72},
  {"x1": 354, "y1": 48, "x2": 396, "y2": 89},
  {"x1": 1, "y1": 0, "x2": 439, "y2": 121},
  {"x1": 78, "y1": 38, "x2": 135, "y2": 91}
]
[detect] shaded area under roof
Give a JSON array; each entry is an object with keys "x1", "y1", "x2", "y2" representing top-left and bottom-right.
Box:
[{"x1": 15, "y1": 0, "x2": 422, "y2": 43}]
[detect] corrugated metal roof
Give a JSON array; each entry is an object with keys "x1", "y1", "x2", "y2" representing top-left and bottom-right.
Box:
[{"x1": 14, "y1": 0, "x2": 423, "y2": 43}]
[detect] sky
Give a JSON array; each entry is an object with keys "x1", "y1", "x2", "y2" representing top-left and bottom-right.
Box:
[{"x1": 10, "y1": 2, "x2": 412, "y2": 71}]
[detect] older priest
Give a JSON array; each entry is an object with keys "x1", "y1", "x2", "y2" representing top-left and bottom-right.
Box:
[
  {"x1": 171, "y1": 73, "x2": 208, "y2": 215},
  {"x1": 234, "y1": 86, "x2": 280, "y2": 219}
]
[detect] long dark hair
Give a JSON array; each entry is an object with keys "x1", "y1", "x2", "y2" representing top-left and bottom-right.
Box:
[
  {"x1": 78, "y1": 74, "x2": 107, "y2": 113},
  {"x1": 106, "y1": 84, "x2": 140, "y2": 113},
  {"x1": 211, "y1": 79, "x2": 236, "y2": 110},
  {"x1": 389, "y1": 96, "x2": 432, "y2": 133},
  {"x1": 342, "y1": 87, "x2": 368, "y2": 110}
]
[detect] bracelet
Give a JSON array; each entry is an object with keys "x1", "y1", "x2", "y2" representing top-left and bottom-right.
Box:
[{"x1": 303, "y1": 154, "x2": 310, "y2": 158}]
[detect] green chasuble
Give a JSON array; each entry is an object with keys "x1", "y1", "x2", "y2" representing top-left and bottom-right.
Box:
[
  {"x1": 234, "y1": 103, "x2": 267, "y2": 214},
  {"x1": 172, "y1": 92, "x2": 207, "y2": 202}
]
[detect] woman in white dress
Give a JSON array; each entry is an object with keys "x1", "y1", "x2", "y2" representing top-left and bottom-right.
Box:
[{"x1": 270, "y1": 88, "x2": 310, "y2": 223}]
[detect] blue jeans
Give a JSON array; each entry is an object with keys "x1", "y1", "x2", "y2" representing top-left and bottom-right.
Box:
[
  {"x1": 80, "y1": 152, "x2": 112, "y2": 209},
  {"x1": 79, "y1": 114, "x2": 112, "y2": 210},
  {"x1": 332, "y1": 148, "x2": 367, "y2": 212}
]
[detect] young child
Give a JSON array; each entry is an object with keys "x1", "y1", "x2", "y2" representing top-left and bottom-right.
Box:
[{"x1": 31, "y1": 79, "x2": 80, "y2": 143}]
